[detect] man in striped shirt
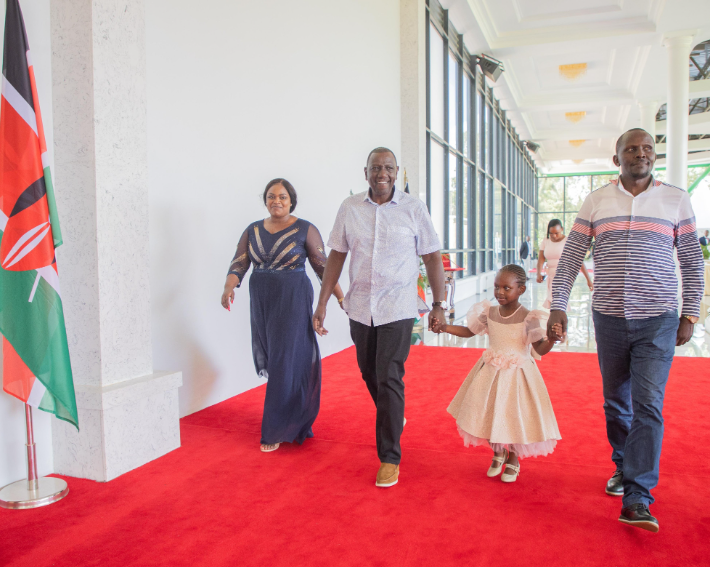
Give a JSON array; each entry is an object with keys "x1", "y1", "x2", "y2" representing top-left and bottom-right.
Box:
[{"x1": 547, "y1": 128, "x2": 704, "y2": 533}]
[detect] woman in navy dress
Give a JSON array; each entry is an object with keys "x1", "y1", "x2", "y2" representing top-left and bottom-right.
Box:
[{"x1": 221, "y1": 179, "x2": 344, "y2": 452}]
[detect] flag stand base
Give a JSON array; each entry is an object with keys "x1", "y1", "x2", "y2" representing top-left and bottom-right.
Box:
[
  {"x1": 0, "y1": 404, "x2": 69, "y2": 509},
  {"x1": 0, "y1": 476, "x2": 68, "y2": 509}
]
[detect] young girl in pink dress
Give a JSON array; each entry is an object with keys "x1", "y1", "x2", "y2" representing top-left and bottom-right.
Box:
[{"x1": 432, "y1": 264, "x2": 563, "y2": 482}]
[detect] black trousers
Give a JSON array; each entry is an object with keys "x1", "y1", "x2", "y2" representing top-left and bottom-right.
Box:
[{"x1": 349, "y1": 317, "x2": 415, "y2": 465}]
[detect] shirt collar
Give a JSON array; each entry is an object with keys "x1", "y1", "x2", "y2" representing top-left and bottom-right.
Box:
[
  {"x1": 364, "y1": 186, "x2": 401, "y2": 205},
  {"x1": 611, "y1": 176, "x2": 660, "y2": 197}
]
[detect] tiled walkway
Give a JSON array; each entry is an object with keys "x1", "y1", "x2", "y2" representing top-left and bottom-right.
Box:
[{"x1": 420, "y1": 275, "x2": 710, "y2": 358}]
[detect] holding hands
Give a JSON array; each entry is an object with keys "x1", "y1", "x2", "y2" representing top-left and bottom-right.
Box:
[
  {"x1": 428, "y1": 306, "x2": 446, "y2": 333},
  {"x1": 546, "y1": 310, "x2": 567, "y2": 342},
  {"x1": 430, "y1": 317, "x2": 446, "y2": 334},
  {"x1": 549, "y1": 323, "x2": 565, "y2": 343}
]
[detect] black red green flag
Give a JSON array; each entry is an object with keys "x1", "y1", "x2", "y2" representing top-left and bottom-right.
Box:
[{"x1": 0, "y1": 0, "x2": 78, "y2": 428}]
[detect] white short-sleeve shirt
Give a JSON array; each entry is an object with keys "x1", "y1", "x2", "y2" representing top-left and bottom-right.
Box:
[{"x1": 327, "y1": 188, "x2": 441, "y2": 326}]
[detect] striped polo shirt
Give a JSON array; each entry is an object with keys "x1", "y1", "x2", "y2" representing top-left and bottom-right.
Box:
[{"x1": 551, "y1": 178, "x2": 704, "y2": 319}]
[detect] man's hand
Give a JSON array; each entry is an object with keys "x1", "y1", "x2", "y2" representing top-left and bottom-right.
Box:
[
  {"x1": 428, "y1": 305, "x2": 445, "y2": 332},
  {"x1": 547, "y1": 310, "x2": 567, "y2": 341},
  {"x1": 421, "y1": 251, "x2": 446, "y2": 332},
  {"x1": 313, "y1": 304, "x2": 328, "y2": 336},
  {"x1": 676, "y1": 317, "x2": 694, "y2": 346},
  {"x1": 549, "y1": 323, "x2": 564, "y2": 343}
]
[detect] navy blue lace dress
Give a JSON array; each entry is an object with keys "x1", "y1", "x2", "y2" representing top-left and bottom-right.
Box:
[{"x1": 228, "y1": 218, "x2": 326, "y2": 445}]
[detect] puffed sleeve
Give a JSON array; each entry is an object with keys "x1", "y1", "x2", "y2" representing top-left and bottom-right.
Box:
[
  {"x1": 539, "y1": 238, "x2": 547, "y2": 252},
  {"x1": 466, "y1": 300, "x2": 491, "y2": 335},
  {"x1": 305, "y1": 224, "x2": 327, "y2": 283},
  {"x1": 524, "y1": 310, "x2": 548, "y2": 345},
  {"x1": 227, "y1": 227, "x2": 251, "y2": 287}
]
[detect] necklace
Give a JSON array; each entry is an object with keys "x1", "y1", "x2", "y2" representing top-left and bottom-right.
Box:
[{"x1": 498, "y1": 304, "x2": 523, "y2": 319}]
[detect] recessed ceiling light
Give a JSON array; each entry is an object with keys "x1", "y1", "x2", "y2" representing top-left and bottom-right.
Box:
[
  {"x1": 565, "y1": 111, "x2": 587, "y2": 123},
  {"x1": 559, "y1": 63, "x2": 587, "y2": 81}
]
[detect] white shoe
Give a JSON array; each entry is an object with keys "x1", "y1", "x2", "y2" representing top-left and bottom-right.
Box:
[
  {"x1": 403, "y1": 417, "x2": 407, "y2": 427},
  {"x1": 487, "y1": 449, "x2": 508, "y2": 478},
  {"x1": 501, "y1": 462, "x2": 520, "y2": 483}
]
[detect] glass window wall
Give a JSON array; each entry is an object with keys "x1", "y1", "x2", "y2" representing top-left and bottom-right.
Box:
[
  {"x1": 535, "y1": 174, "x2": 617, "y2": 250},
  {"x1": 426, "y1": 0, "x2": 538, "y2": 278}
]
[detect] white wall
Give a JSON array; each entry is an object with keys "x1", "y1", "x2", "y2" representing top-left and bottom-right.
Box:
[
  {"x1": 146, "y1": 0, "x2": 402, "y2": 417},
  {"x1": 0, "y1": 0, "x2": 55, "y2": 488}
]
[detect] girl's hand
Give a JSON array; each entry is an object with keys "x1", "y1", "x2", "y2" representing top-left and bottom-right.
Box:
[
  {"x1": 221, "y1": 286, "x2": 235, "y2": 311},
  {"x1": 587, "y1": 279, "x2": 594, "y2": 291},
  {"x1": 537, "y1": 274, "x2": 544, "y2": 283},
  {"x1": 549, "y1": 323, "x2": 565, "y2": 342},
  {"x1": 431, "y1": 319, "x2": 446, "y2": 334}
]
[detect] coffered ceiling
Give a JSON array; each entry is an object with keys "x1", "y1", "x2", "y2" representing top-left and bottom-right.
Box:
[{"x1": 441, "y1": 0, "x2": 710, "y2": 173}]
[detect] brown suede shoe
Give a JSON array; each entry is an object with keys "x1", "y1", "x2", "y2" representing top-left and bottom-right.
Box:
[{"x1": 375, "y1": 463, "x2": 399, "y2": 487}]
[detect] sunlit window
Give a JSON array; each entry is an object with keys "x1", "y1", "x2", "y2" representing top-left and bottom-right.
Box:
[{"x1": 426, "y1": 0, "x2": 538, "y2": 277}]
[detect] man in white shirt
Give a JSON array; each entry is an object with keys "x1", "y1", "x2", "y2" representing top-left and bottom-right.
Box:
[{"x1": 314, "y1": 147, "x2": 446, "y2": 488}]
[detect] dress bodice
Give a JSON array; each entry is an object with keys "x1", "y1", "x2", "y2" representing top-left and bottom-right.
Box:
[
  {"x1": 227, "y1": 218, "x2": 328, "y2": 285},
  {"x1": 466, "y1": 301, "x2": 547, "y2": 369},
  {"x1": 487, "y1": 319, "x2": 529, "y2": 357},
  {"x1": 540, "y1": 236, "x2": 567, "y2": 268}
]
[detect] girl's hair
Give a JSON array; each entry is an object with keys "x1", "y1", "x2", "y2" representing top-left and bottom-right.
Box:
[
  {"x1": 263, "y1": 178, "x2": 297, "y2": 212},
  {"x1": 499, "y1": 264, "x2": 527, "y2": 288},
  {"x1": 547, "y1": 218, "x2": 563, "y2": 238}
]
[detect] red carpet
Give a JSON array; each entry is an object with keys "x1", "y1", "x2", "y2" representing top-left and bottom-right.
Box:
[{"x1": 1, "y1": 346, "x2": 709, "y2": 566}]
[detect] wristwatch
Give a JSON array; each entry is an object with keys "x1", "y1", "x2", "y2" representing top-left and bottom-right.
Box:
[
  {"x1": 682, "y1": 314, "x2": 699, "y2": 324},
  {"x1": 432, "y1": 301, "x2": 449, "y2": 310}
]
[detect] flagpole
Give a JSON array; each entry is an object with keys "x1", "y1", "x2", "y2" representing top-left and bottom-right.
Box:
[
  {"x1": 0, "y1": 403, "x2": 69, "y2": 510},
  {"x1": 25, "y1": 404, "x2": 39, "y2": 490}
]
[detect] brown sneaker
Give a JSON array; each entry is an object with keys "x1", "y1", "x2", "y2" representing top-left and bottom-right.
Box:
[{"x1": 375, "y1": 463, "x2": 399, "y2": 487}]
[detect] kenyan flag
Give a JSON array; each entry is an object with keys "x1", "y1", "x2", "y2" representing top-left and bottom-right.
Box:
[{"x1": 0, "y1": 0, "x2": 77, "y2": 428}]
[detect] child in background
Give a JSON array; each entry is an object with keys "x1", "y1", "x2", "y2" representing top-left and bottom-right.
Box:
[{"x1": 432, "y1": 264, "x2": 562, "y2": 482}]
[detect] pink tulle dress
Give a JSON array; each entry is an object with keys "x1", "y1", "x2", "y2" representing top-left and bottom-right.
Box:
[{"x1": 446, "y1": 300, "x2": 561, "y2": 459}]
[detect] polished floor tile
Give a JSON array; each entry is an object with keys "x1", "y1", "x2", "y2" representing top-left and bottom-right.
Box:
[{"x1": 418, "y1": 277, "x2": 710, "y2": 358}]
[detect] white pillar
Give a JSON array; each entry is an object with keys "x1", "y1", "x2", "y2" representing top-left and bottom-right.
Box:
[
  {"x1": 663, "y1": 32, "x2": 696, "y2": 188},
  {"x1": 638, "y1": 101, "x2": 660, "y2": 140},
  {"x1": 400, "y1": 0, "x2": 427, "y2": 200},
  {"x1": 49, "y1": 0, "x2": 181, "y2": 482}
]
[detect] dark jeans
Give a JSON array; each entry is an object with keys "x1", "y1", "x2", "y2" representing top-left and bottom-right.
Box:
[
  {"x1": 592, "y1": 310, "x2": 679, "y2": 507},
  {"x1": 349, "y1": 318, "x2": 415, "y2": 465}
]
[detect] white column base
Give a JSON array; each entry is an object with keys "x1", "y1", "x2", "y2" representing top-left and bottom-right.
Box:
[{"x1": 51, "y1": 371, "x2": 182, "y2": 482}]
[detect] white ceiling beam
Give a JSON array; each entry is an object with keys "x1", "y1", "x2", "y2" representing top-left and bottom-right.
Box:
[
  {"x1": 687, "y1": 151, "x2": 710, "y2": 165},
  {"x1": 515, "y1": 92, "x2": 635, "y2": 112},
  {"x1": 463, "y1": 0, "x2": 662, "y2": 51},
  {"x1": 539, "y1": 160, "x2": 617, "y2": 175},
  {"x1": 530, "y1": 128, "x2": 623, "y2": 141},
  {"x1": 508, "y1": 81, "x2": 704, "y2": 117},
  {"x1": 540, "y1": 149, "x2": 613, "y2": 160},
  {"x1": 689, "y1": 79, "x2": 710, "y2": 100},
  {"x1": 654, "y1": 151, "x2": 710, "y2": 168},
  {"x1": 489, "y1": 32, "x2": 659, "y2": 60},
  {"x1": 656, "y1": 112, "x2": 710, "y2": 135},
  {"x1": 656, "y1": 139, "x2": 710, "y2": 154}
]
